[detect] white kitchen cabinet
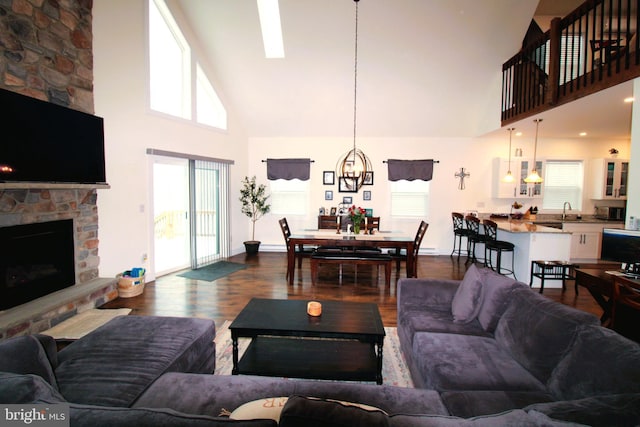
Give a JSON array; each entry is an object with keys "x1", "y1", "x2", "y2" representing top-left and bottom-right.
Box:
[
  {"x1": 562, "y1": 222, "x2": 624, "y2": 259},
  {"x1": 591, "y1": 158, "x2": 629, "y2": 200},
  {"x1": 494, "y1": 158, "x2": 544, "y2": 199}
]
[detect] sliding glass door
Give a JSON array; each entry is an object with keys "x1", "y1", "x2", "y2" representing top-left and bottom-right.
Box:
[
  {"x1": 153, "y1": 157, "x2": 190, "y2": 275},
  {"x1": 152, "y1": 152, "x2": 231, "y2": 276}
]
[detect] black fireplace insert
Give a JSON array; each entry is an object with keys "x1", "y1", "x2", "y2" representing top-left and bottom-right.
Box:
[{"x1": 0, "y1": 219, "x2": 75, "y2": 310}]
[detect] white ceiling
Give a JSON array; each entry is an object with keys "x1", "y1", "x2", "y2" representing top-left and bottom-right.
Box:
[{"x1": 175, "y1": 0, "x2": 634, "y2": 140}]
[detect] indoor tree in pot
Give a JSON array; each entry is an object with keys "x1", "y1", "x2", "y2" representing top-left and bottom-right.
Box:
[{"x1": 239, "y1": 176, "x2": 271, "y2": 254}]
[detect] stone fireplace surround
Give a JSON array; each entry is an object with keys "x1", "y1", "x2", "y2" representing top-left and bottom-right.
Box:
[{"x1": 0, "y1": 185, "x2": 117, "y2": 339}]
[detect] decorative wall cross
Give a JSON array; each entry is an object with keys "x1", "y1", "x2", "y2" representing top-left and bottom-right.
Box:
[{"x1": 454, "y1": 167, "x2": 470, "y2": 190}]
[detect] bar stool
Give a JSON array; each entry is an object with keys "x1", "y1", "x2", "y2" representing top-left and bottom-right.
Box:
[
  {"x1": 464, "y1": 215, "x2": 487, "y2": 264},
  {"x1": 483, "y1": 219, "x2": 516, "y2": 279},
  {"x1": 529, "y1": 260, "x2": 578, "y2": 294},
  {"x1": 450, "y1": 212, "x2": 471, "y2": 259}
]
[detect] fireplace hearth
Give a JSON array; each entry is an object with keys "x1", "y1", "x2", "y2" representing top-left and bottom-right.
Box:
[{"x1": 0, "y1": 219, "x2": 75, "y2": 310}]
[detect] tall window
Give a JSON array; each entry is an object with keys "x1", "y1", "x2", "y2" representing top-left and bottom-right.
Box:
[
  {"x1": 270, "y1": 179, "x2": 308, "y2": 216},
  {"x1": 148, "y1": 0, "x2": 190, "y2": 119},
  {"x1": 148, "y1": 0, "x2": 227, "y2": 130},
  {"x1": 196, "y1": 63, "x2": 227, "y2": 129},
  {"x1": 542, "y1": 160, "x2": 584, "y2": 210},
  {"x1": 390, "y1": 180, "x2": 430, "y2": 218}
]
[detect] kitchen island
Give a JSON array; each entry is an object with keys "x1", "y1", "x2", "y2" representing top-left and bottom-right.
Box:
[{"x1": 492, "y1": 220, "x2": 572, "y2": 288}]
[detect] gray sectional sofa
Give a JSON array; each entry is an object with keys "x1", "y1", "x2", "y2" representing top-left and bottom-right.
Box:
[
  {"x1": 1, "y1": 266, "x2": 639, "y2": 426},
  {"x1": 397, "y1": 265, "x2": 640, "y2": 425}
]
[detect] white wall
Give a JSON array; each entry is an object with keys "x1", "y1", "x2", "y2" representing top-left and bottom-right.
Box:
[
  {"x1": 91, "y1": 1, "x2": 636, "y2": 281},
  {"x1": 93, "y1": 0, "x2": 249, "y2": 281},
  {"x1": 249, "y1": 135, "x2": 630, "y2": 255},
  {"x1": 628, "y1": 78, "x2": 640, "y2": 228}
]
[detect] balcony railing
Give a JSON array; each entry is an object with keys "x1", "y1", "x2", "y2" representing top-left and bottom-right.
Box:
[{"x1": 502, "y1": 0, "x2": 640, "y2": 125}]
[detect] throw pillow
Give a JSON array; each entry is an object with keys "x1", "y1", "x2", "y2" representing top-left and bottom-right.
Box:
[
  {"x1": 0, "y1": 335, "x2": 58, "y2": 389},
  {"x1": 279, "y1": 395, "x2": 388, "y2": 427},
  {"x1": 0, "y1": 372, "x2": 66, "y2": 404},
  {"x1": 230, "y1": 397, "x2": 288, "y2": 422},
  {"x1": 476, "y1": 268, "x2": 522, "y2": 332},
  {"x1": 451, "y1": 264, "x2": 485, "y2": 323}
]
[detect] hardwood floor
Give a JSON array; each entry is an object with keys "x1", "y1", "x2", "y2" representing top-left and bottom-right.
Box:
[{"x1": 102, "y1": 252, "x2": 604, "y2": 327}]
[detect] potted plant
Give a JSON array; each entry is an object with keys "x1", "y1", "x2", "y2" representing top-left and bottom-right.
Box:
[{"x1": 239, "y1": 176, "x2": 271, "y2": 254}]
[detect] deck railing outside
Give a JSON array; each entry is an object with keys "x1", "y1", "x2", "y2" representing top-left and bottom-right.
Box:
[{"x1": 502, "y1": 0, "x2": 640, "y2": 125}]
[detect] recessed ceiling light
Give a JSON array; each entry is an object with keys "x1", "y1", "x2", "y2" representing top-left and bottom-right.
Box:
[
  {"x1": 515, "y1": 132, "x2": 522, "y2": 136},
  {"x1": 579, "y1": 132, "x2": 587, "y2": 136},
  {"x1": 257, "y1": 0, "x2": 284, "y2": 59},
  {"x1": 624, "y1": 96, "x2": 635, "y2": 103}
]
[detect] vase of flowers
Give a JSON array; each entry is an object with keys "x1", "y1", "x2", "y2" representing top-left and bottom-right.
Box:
[{"x1": 348, "y1": 205, "x2": 366, "y2": 234}]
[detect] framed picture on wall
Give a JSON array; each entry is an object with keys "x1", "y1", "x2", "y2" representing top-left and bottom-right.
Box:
[
  {"x1": 339, "y1": 177, "x2": 358, "y2": 193},
  {"x1": 363, "y1": 171, "x2": 374, "y2": 185},
  {"x1": 323, "y1": 171, "x2": 335, "y2": 185},
  {"x1": 342, "y1": 196, "x2": 353, "y2": 204},
  {"x1": 325, "y1": 190, "x2": 333, "y2": 201},
  {"x1": 363, "y1": 190, "x2": 371, "y2": 201},
  {"x1": 330, "y1": 207, "x2": 337, "y2": 215}
]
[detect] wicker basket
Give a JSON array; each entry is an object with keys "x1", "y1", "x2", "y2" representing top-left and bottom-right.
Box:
[{"x1": 117, "y1": 273, "x2": 145, "y2": 298}]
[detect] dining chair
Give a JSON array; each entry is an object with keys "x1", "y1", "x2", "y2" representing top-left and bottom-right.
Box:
[
  {"x1": 451, "y1": 212, "x2": 471, "y2": 259},
  {"x1": 279, "y1": 218, "x2": 315, "y2": 278},
  {"x1": 388, "y1": 220, "x2": 429, "y2": 276}
]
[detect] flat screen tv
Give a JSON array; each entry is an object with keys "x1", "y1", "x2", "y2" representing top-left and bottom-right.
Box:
[
  {"x1": 601, "y1": 228, "x2": 640, "y2": 266},
  {"x1": 0, "y1": 88, "x2": 106, "y2": 184}
]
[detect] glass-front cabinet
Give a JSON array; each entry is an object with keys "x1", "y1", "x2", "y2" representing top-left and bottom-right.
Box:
[
  {"x1": 494, "y1": 158, "x2": 544, "y2": 199},
  {"x1": 591, "y1": 158, "x2": 629, "y2": 199}
]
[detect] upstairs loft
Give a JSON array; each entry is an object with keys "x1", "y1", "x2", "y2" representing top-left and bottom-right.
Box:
[{"x1": 502, "y1": 0, "x2": 640, "y2": 126}]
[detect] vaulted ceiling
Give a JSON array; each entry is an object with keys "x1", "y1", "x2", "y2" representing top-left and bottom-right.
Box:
[{"x1": 175, "y1": 0, "x2": 634, "y2": 140}]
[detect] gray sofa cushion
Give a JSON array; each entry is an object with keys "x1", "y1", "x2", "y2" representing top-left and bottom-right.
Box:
[
  {"x1": 70, "y1": 404, "x2": 277, "y2": 427},
  {"x1": 494, "y1": 288, "x2": 599, "y2": 384},
  {"x1": 547, "y1": 325, "x2": 640, "y2": 400},
  {"x1": 388, "y1": 409, "x2": 588, "y2": 426},
  {"x1": 56, "y1": 315, "x2": 216, "y2": 407},
  {"x1": 451, "y1": 265, "x2": 485, "y2": 323},
  {"x1": 440, "y1": 390, "x2": 553, "y2": 418},
  {"x1": 525, "y1": 394, "x2": 640, "y2": 427},
  {"x1": 476, "y1": 268, "x2": 524, "y2": 332},
  {"x1": 279, "y1": 395, "x2": 388, "y2": 427},
  {"x1": 410, "y1": 332, "x2": 546, "y2": 392},
  {"x1": 0, "y1": 372, "x2": 66, "y2": 404},
  {"x1": 399, "y1": 309, "x2": 490, "y2": 342},
  {"x1": 0, "y1": 335, "x2": 58, "y2": 389},
  {"x1": 134, "y1": 373, "x2": 449, "y2": 417}
]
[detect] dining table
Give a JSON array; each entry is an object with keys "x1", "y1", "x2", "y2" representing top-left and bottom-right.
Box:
[{"x1": 287, "y1": 229, "x2": 416, "y2": 286}]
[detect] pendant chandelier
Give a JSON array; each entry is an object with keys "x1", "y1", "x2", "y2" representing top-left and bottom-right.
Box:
[
  {"x1": 524, "y1": 118, "x2": 543, "y2": 183},
  {"x1": 336, "y1": 0, "x2": 371, "y2": 192},
  {"x1": 502, "y1": 127, "x2": 515, "y2": 183}
]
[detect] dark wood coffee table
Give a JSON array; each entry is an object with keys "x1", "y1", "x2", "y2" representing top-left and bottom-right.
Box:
[{"x1": 229, "y1": 298, "x2": 385, "y2": 384}]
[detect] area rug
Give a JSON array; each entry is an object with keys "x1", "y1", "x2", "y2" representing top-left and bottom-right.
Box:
[
  {"x1": 41, "y1": 308, "x2": 132, "y2": 340},
  {"x1": 214, "y1": 320, "x2": 414, "y2": 388},
  {"x1": 178, "y1": 261, "x2": 248, "y2": 282}
]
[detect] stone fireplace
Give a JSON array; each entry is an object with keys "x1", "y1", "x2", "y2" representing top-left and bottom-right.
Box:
[
  {"x1": 0, "y1": 188, "x2": 117, "y2": 339},
  {"x1": 0, "y1": 0, "x2": 120, "y2": 339}
]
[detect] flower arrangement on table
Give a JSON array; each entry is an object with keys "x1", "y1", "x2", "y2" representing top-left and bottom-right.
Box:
[{"x1": 348, "y1": 205, "x2": 367, "y2": 234}]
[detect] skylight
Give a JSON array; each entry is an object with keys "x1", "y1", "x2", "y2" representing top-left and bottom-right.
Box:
[{"x1": 257, "y1": 0, "x2": 285, "y2": 58}]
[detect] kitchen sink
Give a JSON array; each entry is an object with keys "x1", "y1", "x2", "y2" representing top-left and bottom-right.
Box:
[{"x1": 532, "y1": 221, "x2": 563, "y2": 229}]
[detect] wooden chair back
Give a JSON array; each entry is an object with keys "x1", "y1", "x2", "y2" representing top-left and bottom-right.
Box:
[{"x1": 611, "y1": 276, "x2": 640, "y2": 328}]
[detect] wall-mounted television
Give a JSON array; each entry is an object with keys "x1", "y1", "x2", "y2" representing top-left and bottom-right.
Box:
[
  {"x1": 0, "y1": 88, "x2": 107, "y2": 185},
  {"x1": 601, "y1": 228, "x2": 640, "y2": 266}
]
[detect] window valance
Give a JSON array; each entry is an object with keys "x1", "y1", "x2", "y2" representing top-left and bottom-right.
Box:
[
  {"x1": 386, "y1": 159, "x2": 435, "y2": 181},
  {"x1": 266, "y1": 158, "x2": 312, "y2": 181}
]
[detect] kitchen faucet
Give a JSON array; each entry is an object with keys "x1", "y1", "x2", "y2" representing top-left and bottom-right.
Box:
[{"x1": 562, "y1": 202, "x2": 572, "y2": 221}]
